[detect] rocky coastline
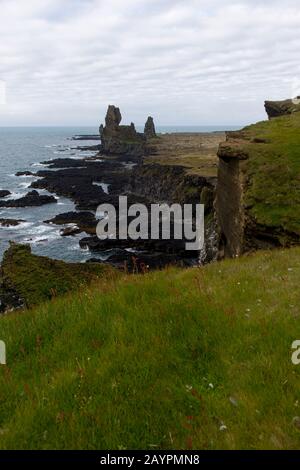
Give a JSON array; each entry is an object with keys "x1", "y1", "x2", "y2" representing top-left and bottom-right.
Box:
[{"x1": 1, "y1": 99, "x2": 299, "y2": 312}]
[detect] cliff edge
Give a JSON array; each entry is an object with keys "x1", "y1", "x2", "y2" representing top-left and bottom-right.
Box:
[{"x1": 216, "y1": 101, "x2": 300, "y2": 257}]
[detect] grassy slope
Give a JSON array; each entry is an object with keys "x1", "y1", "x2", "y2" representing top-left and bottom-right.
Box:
[
  {"x1": 0, "y1": 243, "x2": 117, "y2": 308},
  {"x1": 240, "y1": 113, "x2": 300, "y2": 235},
  {"x1": 0, "y1": 247, "x2": 300, "y2": 449}
]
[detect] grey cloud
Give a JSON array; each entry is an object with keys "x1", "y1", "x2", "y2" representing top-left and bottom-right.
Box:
[{"x1": 0, "y1": 0, "x2": 300, "y2": 126}]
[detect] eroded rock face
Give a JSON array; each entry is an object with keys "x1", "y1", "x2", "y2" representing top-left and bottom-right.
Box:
[
  {"x1": 100, "y1": 105, "x2": 145, "y2": 158},
  {"x1": 216, "y1": 103, "x2": 300, "y2": 258},
  {"x1": 105, "y1": 104, "x2": 122, "y2": 129},
  {"x1": 264, "y1": 98, "x2": 300, "y2": 119},
  {"x1": 144, "y1": 116, "x2": 156, "y2": 139},
  {"x1": 216, "y1": 141, "x2": 246, "y2": 258},
  {"x1": 127, "y1": 163, "x2": 215, "y2": 206}
]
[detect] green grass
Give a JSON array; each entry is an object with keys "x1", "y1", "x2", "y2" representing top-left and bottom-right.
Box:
[
  {"x1": 0, "y1": 243, "x2": 117, "y2": 308},
  {"x1": 239, "y1": 113, "x2": 300, "y2": 235},
  {"x1": 1, "y1": 247, "x2": 300, "y2": 449}
]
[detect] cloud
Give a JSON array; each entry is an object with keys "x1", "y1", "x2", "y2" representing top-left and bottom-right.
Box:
[{"x1": 0, "y1": 0, "x2": 300, "y2": 126}]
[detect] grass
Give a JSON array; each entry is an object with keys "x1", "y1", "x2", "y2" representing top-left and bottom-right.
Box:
[
  {"x1": 145, "y1": 133, "x2": 224, "y2": 177},
  {"x1": 238, "y1": 113, "x2": 300, "y2": 235},
  {"x1": 0, "y1": 243, "x2": 117, "y2": 308},
  {"x1": 0, "y1": 247, "x2": 300, "y2": 449}
]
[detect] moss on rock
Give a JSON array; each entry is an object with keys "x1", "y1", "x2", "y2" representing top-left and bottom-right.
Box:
[{"x1": 0, "y1": 243, "x2": 117, "y2": 312}]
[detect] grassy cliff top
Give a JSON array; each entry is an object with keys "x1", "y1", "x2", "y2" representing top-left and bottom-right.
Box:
[
  {"x1": 228, "y1": 113, "x2": 300, "y2": 236},
  {"x1": 145, "y1": 133, "x2": 224, "y2": 177},
  {"x1": 0, "y1": 246, "x2": 300, "y2": 449}
]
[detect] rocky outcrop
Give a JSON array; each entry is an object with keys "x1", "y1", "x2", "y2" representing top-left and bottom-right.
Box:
[
  {"x1": 0, "y1": 219, "x2": 25, "y2": 227},
  {"x1": 264, "y1": 98, "x2": 300, "y2": 119},
  {"x1": 144, "y1": 116, "x2": 156, "y2": 139},
  {"x1": 15, "y1": 171, "x2": 34, "y2": 177},
  {"x1": 0, "y1": 243, "x2": 115, "y2": 313},
  {"x1": 0, "y1": 190, "x2": 11, "y2": 198},
  {"x1": 45, "y1": 211, "x2": 98, "y2": 235},
  {"x1": 0, "y1": 190, "x2": 57, "y2": 208},
  {"x1": 31, "y1": 160, "x2": 131, "y2": 210},
  {"x1": 99, "y1": 105, "x2": 145, "y2": 158}
]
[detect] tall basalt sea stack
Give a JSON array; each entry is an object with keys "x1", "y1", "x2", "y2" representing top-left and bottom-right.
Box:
[
  {"x1": 99, "y1": 105, "x2": 146, "y2": 158},
  {"x1": 144, "y1": 116, "x2": 156, "y2": 139}
]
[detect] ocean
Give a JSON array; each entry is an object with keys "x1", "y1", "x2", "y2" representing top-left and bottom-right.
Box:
[{"x1": 0, "y1": 125, "x2": 240, "y2": 262}]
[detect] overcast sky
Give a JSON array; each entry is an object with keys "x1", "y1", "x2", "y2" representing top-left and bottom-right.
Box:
[{"x1": 0, "y1": 0, "x2": 300, "y2": 127}]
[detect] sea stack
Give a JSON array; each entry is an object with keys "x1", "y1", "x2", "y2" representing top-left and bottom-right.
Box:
[
  {"x1": 99, "y1": 105, "x2": 145, "y2": 158},
  {"x1": 144, "y1": 116, "x2": 156, "y2": 139}
]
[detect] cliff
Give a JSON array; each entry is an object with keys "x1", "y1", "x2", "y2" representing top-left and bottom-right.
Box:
[
  {"x1": 128, "y1": 163, "x2": 215, "y2": 208},
  {"x1": 265, "y1": 98, "x2": 300, "y2": 119},
  {"x1": 216, "y1": 103, "x2": 300, "y2": 257}
]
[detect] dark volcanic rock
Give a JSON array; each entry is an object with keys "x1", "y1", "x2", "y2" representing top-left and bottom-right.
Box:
[
  {"x1": 79, "y1": 234, "x2": 197, "y2": 259},
  {"x1": 0, "y1": 218, "x2": 25, "y2": 227},
  {"x1": 144, "y1": 116, "x2": 156, "y2": 139},
  {"x1": 264, "y1": 98, "x2": 300, "y2": 119},
  {"x1": 45, "y1": 211, "x2": 98, "y2": 234},
  {"x1": 0, "y1": 190, "x2": 57, "y2": 208},
  {"x1": 41, "y1": 158, "x2": 89, "y2": 168},
  {"x1": 74, "y1": 144, "x2": 101, "y2": 152},
  {"x1": 127, "y1": 163, "x2": 216, "y2": 206},
  {"x1": 88, "y1": 250, "x2": 193, "y2": 272},
  {"x1": 31, "y1": 160, "x2": 131, "y2": 210},
  {"x1": 0, "y1": 190, "x2": 11, "y2": 198},
  {"x1": 15, "y1": 171, "x2": 35, "y2": 177},
  {"x1": 99, "y1": 105, "x2": 146, "y2": 158}
]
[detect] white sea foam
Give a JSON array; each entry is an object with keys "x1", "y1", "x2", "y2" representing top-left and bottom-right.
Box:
[
  {"x1": 93, "y1": 182, "x2": 110, "y2": 194},
  {"x1": 18, "y1": 182, "x2": 30, "y2": 189},
  {"x1": 31, "y1": 162, "x2": 49, "y2": 168},
  {"x1": 0, "y1": 221, "x2": 33, "y2": 231}
]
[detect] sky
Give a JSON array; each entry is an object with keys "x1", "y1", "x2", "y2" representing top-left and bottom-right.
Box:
[{"x1": 1, "y1": 0, "x2": 300, "y2": 127}]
